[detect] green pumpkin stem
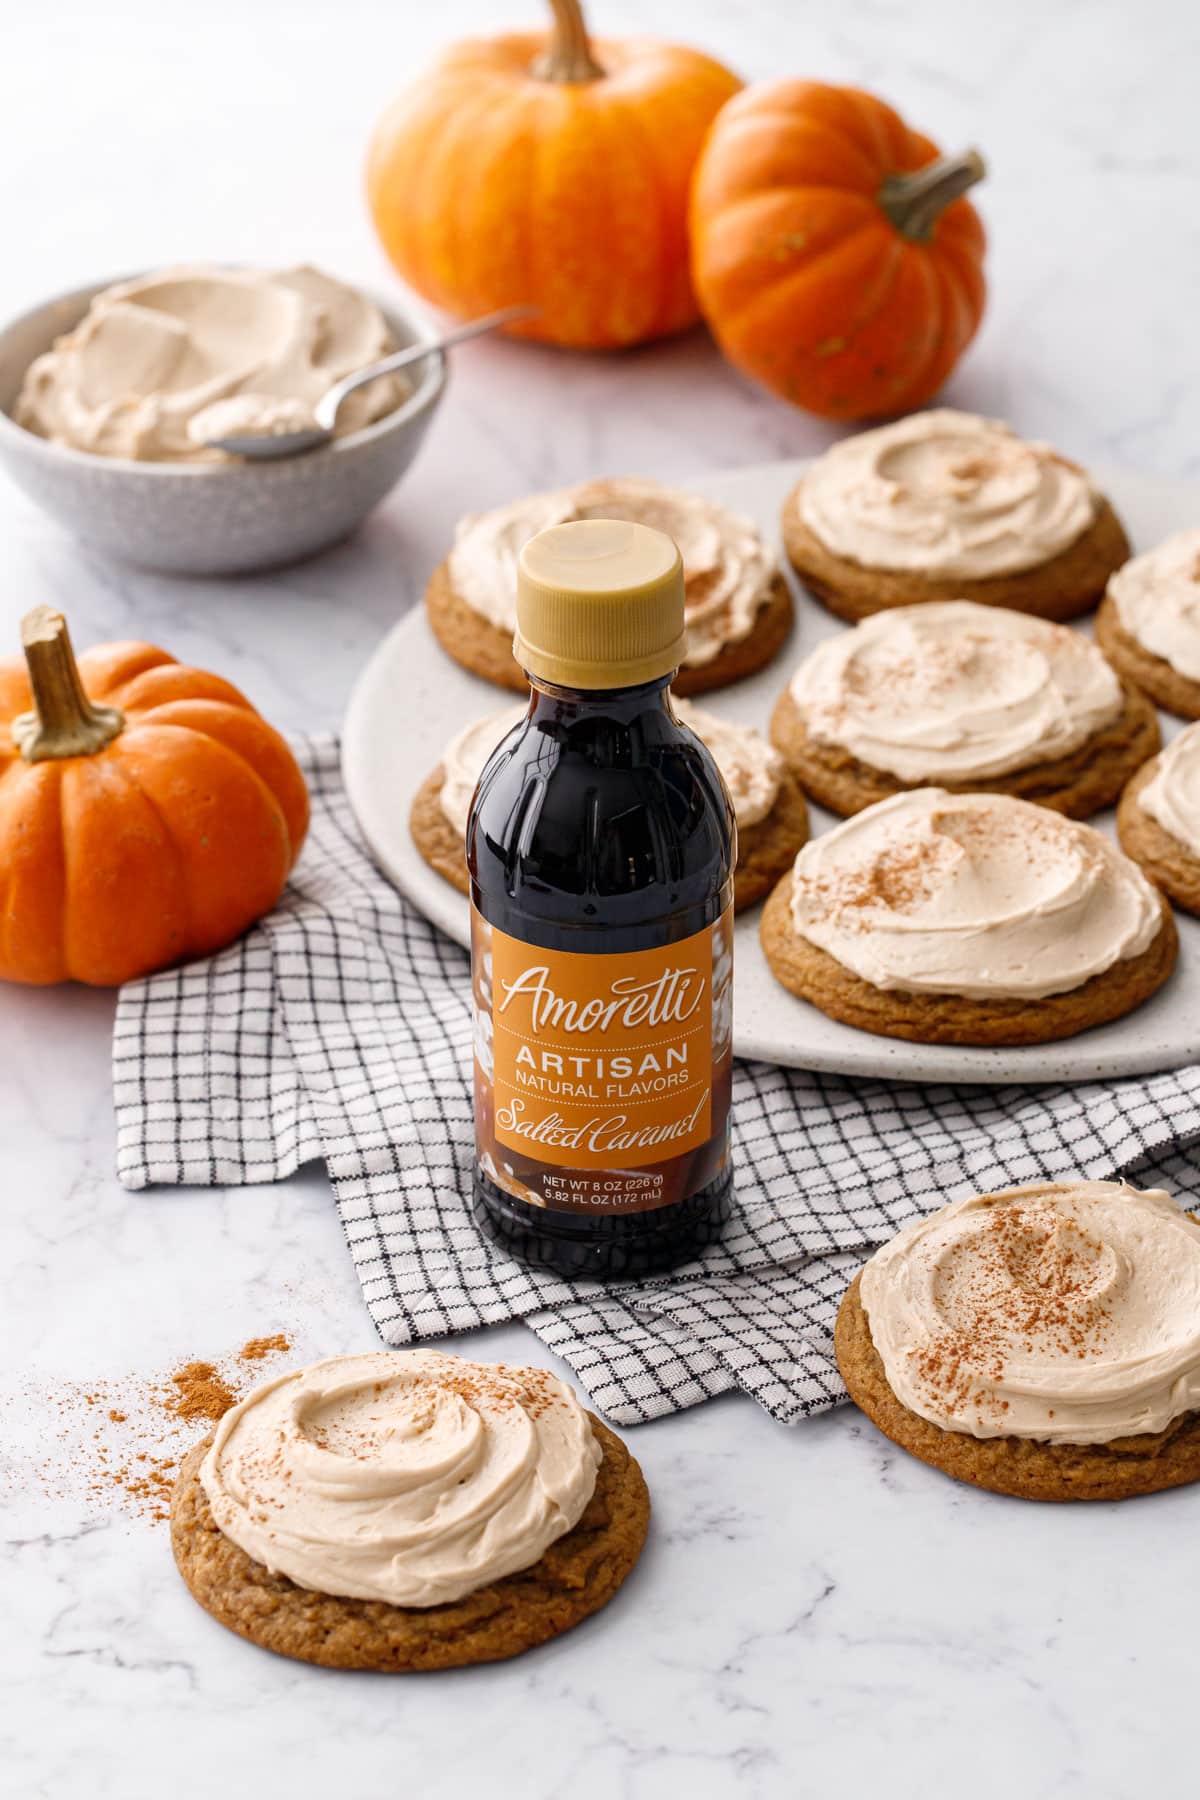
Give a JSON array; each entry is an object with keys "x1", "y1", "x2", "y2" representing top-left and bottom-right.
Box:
[
  {"x1": 12, "y1": 605, "x2": 125, "y2": 762},
  {"x1": 879, "y1": 149, "x2": 986, "y2": 244},
  {"x1": 532, "y1": 0, "x2": 604, "y2": 83}
]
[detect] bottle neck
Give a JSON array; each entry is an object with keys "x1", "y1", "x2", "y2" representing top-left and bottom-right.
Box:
[{"x1": 526, "y1": 671, "x2": 676, "y2": 723}]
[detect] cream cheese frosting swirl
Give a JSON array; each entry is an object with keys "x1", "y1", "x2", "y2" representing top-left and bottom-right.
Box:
[
  {"x1": 200, "y1": 1350, "x2": 601, "y2": 1608},
  {"x1": 798, "y1": 410, "x2": 1098, "y2": 577},
  {"x1": 788, "y1": 789, "x2": 1161, "y2": 998},
  {"x1": 860, "y1": 1181, "x2": 1200, "y2": 1443},
  {"x1": 1139, "y1": 722, "x2": 1200, "y2": 857},
  {"x1": 438, "y1": 698, "x2": 783, "y2": 837},
  {"x1": 15, "y1": 264, "x2": 408, "y2": 462},
  {"x1": 789, "y1": 601, "x2": 1122, "y2": 782},
  {"x1": 448, "y1": 478, "x2": 778, "y2": 667},
  {"x1": 1108, "y1": 528, "x2": 1200, "y2": 682}
]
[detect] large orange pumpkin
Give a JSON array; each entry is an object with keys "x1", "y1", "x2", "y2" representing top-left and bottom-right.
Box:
[
  {"x1": 0, "y1": 607, "x2": 309, "y2": 986},
  {"x1": 689, "y1": 81, "x2": 987, "y2": 420},
  {"x1": 366, "y1": 0, "x2": 741, "y2": 350}
]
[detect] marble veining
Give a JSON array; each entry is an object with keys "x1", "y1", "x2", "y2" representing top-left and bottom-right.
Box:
[{"x1": 3, "y1": 1, "x2": 1199, "y2": 1795}]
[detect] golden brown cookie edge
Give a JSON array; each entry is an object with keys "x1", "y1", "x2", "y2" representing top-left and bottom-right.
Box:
[
  {"x1": 672, "y1": 575, "x2": 795, "y2": 696},
  {"x1": 769, "y1": 681, "x2": 1160, "y2": 820},
  {"x1": 409, "y1": 767, "x2": 472, "y2": 895},
  {"x1": 1117, "y1": 757, "x2": 1200, "y2": 916},
  {"x1": 834, "y1": 1271, "x2": 1200, "y2": 1502},
  {"x1": 781, "y1": 485, "x2": 1130, "y2": 624},
  {"x1": 731, "y1": 767, "x2": 810, "y2": 910},
  {"x1": 170, "y1": 1415, "x2": 650, "y2": 1672},
  {"x1": 759, "y1": 873, "x2": 1177, "y2": 1046},
  {"x1": 1096, "y1": 592, "x2": 1200, "y2": 721}
]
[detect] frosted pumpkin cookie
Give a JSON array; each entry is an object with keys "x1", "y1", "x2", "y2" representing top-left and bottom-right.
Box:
[
  {"x1": 1117, "y1": 722, "x2": 1200, "y2": 914},
  {"x1": 772, "y1": 600, "x2": 1158, "y2": 818},
  {"x1": 835, "y1": 1181, "x2": 1200, "y2": 1502},
  {"x1": 759, "y1": 789, "x2": 1176, "y2": 1045},
  {"x1": 782, "y1": 410, "x2": 1129, "y2": 623},
  {"x1": 1096, "y1": 529, "x2": 1200, "y2": 719},
  {"x1": 427, "y1": 477, "x2": 793, "y2": 695},
  {"x1": 171, "y1": 1350, "x2": 649, "y2": 1671},
  {"x1": 411, "y1": 697, "x2": 809, "y2": 911}
]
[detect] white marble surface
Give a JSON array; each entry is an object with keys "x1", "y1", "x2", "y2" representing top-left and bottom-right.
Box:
[{"x1": 3, "y1": 2, "x2": 1200, "y2": 1795}]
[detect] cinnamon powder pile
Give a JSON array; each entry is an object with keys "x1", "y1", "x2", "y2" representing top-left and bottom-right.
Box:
[
  {"x1": 26, "y1": 1333, "x2": 294, "y2": 1525},
  {"x1": 168, "y1": 1361, "x2": 240, "y2": 1423}
]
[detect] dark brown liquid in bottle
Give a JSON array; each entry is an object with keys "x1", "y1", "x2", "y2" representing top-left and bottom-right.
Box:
[{"x1": 467, "y1": 674, "x2": 735, "y2": 1279}]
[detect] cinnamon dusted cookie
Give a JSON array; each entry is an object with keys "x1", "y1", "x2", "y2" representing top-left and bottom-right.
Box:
[
  {"x1": 771, "y1": 600, "x2": 1159, "y2": 819},
  {"x1": 427, "y1": 477, "x2": 794, "y2": 695},
  {"x1": 1095, "y1": 530, "x2": 1200, "y2": 719},
  {"x1": 760, "y1": 789, "x2": 1177, "y2": 1046},
  {"x1": 835, "y1": 1182, "x2": 1200, "y2": 1502},
  {"x1": 171, "y1": 1351, "x2": 649, "y2": 1671},
  {"x1": 412, "y1": 698, "x2": 809, "y2": 912},
  {"x1": 1117, "y1": 726, "x2": 1200, "y2": 915},
  {"x1": 782, "y1": 410, "x2": 1130, "y2": 623}
]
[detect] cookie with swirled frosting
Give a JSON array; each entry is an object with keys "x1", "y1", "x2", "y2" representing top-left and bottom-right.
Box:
[
  {"x1": 1117, "y1": 722, "x2": 1200, "y2": 916},
  {"x1": 760, "y1": 789, "x2": 1176, "y2": 1045},
  {"x1": 770, "y1": 601, "x2": 1159, "y2": 819},
  {"x1": 169, "y1": 1350, "x2": 649, "y2": 1670},
  {"x1": 1096, "y1": 529, "x2": 1200, "y2": 720},
  {"x1": 782, "y1": 411, "x2": 1129, "y2": 623},
  {"x1": 409, "y1": 697, "x2": 809, "y2": 911},
  {"x1": 425, "y1": 478, "x2": 794, "y2": 695},
  {"x1": 834, "y1": 1181, "x2": 1200, "y2": 1501}
]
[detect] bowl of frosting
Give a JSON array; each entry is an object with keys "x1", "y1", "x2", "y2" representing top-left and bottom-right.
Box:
[{"x1": 0, "y1": 264, "x2": 446, "y2": 574}]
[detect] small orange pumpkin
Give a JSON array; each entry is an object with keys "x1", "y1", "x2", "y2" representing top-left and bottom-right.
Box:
[
  {"x1": 0, "y1": 608, "x2": 309, "y2": 986},
  {"x1": 689, "y1": 80, "x2": 987, "y2": 420},
  {"x1": 366, "y1": 0, "x2": 741, "y2": 350}
]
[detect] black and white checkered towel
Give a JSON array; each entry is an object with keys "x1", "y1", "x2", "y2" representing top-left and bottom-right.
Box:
[{"x1": 113, "y1": 736, "x2": 1200, "y2": 1427}]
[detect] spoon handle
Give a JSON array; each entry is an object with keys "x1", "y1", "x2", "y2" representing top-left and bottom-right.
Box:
[{"x1": 315, "y1": 304, "x2": 538, "y2": 430}]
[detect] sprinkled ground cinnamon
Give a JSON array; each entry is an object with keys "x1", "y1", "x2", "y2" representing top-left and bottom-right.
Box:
[
  {"x1": 912, "y1": 1198, "x2": 1114, "y2": 1430},
  {"x1": 20, "y1": 1333, "x2": 295, "y2": 1525},
  {"x1": 239, "y1": 1332, "x2": 292, "y2": 1363},
  {"x1": 168, "y1": 1361, "x2": 241, "y2": 1423}
]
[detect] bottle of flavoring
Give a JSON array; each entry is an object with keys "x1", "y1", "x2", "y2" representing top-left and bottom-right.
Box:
[{"x1": 467, "y1": 518, "x2": 734, "y2": 1278}]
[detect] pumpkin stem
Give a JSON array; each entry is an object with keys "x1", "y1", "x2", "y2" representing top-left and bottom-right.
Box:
[
  {"x1": 12, "y1": 605, "x2": 125, "y2": 762},
  {"x1": 532, "y1": 0, "x2": 604, "y2": 82},
  {"x1": 879, "y1": 149, "x2": 986, "y2": 244}
]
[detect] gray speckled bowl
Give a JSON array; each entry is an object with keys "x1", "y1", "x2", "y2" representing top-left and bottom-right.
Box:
[{"x1": 0, "y1": 276, "x2": 447, "y2": 575}]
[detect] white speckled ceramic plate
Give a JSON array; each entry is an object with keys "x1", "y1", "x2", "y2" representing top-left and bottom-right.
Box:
[{"x1": 343, "y1": 459, "x2": 1200, "y2": 1084}]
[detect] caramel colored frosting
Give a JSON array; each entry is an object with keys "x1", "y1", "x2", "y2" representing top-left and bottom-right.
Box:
[
  {"x1": 677, "y1": 699, "x2": 784, "y2": 826},
  {"x1": 798, "y1": 410, "x2": 1098, "y2": 577},
  {"x1": 1108, "y1": 528, "x2": 1200, "y2": 681},
  {"x1": 788, "y1": 789, "x2": 1161, "y2": 998},
  {"x1": 448, "y1": 478, "x2": 778, "y2": 668},
  {"x1": 200, "y1": 1350, "x2": 601, "y2": 1607},
  {"x1": 439, "y1": 704, "x2": 528, "y2": 837},
  {"x1": 1140, "y1": 722, "x2": 1200, "y2": 857},
  {"x1": 790, "y1": 601, "x2": 1122, "y2": 782},
  {"x1": 860, "y1": 1181, "x2": 1200, "y2": 1444},
  {"x1": 439, "y1": 698, "x2": 783, "y2": 838},
  {"x1": 15, "y1": 265, "x2": 407, "y2": 462}
]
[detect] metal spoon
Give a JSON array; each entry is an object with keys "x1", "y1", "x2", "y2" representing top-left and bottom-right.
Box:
[{"x1": 196, "y1": 304, "x2": 537, "y2": 461}]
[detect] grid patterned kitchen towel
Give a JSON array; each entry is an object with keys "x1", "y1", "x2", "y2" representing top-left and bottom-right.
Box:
[{"x1": 114, "y1": 735, "x2": 1200, "y2": 1426}]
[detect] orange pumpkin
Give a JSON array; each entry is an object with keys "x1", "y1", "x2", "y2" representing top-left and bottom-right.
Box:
[
  {"x1": 0, "y1": 607, "x2": 309, "y2": 986},
  {"x1": 689, "y1": 81, "x2": 987, "y2": 420},
  {"x1": 366, "y1": 0, "x2": 741, "y2": 350}
]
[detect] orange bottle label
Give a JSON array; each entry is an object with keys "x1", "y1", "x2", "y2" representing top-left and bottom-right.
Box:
[{"x1": 472, "y1": 906, "x2": 732, "y2": 1216}]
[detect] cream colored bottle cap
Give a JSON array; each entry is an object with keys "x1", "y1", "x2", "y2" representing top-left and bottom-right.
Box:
[{"x1": 515, "y1": 519, "x2": 687, "y2": 688}]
